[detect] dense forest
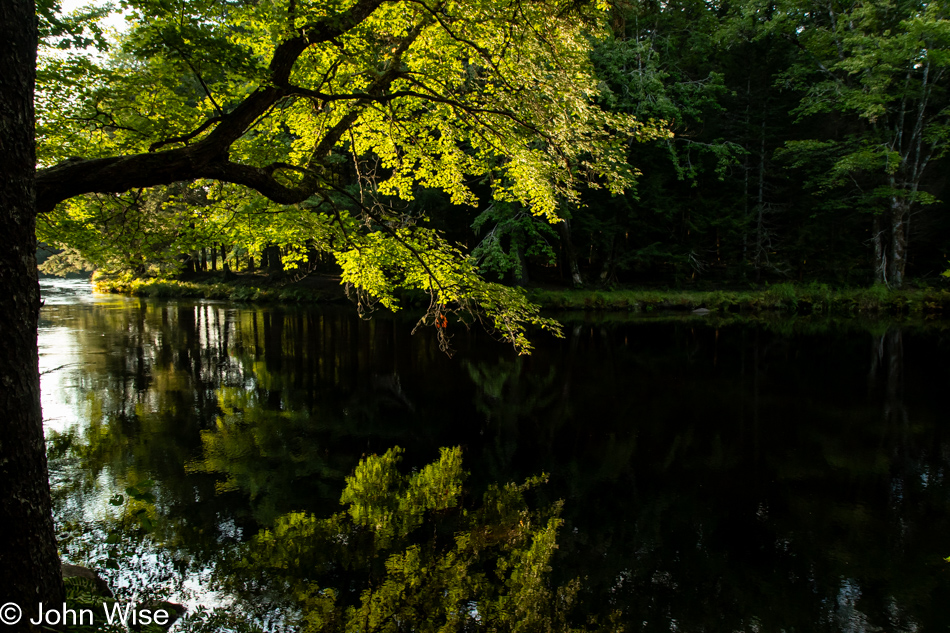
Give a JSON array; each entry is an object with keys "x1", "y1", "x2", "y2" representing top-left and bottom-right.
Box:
[{"x1": 37, "y1": 0, "x2": 950, "y2": 291}]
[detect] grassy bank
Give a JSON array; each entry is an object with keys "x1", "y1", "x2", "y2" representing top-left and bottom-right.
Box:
[
  {"x1": 94, "y1": 273, "x2": 950, "y2": 317},
  {"x1": 93, "y1": 271, "x2": 348, "y2": 304},
  {"x1": 526, "y1": 283, "x2": 950, "y2": 316}
]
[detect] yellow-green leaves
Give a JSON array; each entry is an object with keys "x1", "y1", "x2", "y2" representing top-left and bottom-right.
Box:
[
  {"x1": 242, "y1": 447, "x2": 580, "y2": 632},
  {"x1": 36, "y1": 0, "x2": 669, "y2": 352},
  {"x1": 341, "y1": 446, "x2": 466, "y2": 546},
  {"x1": 334, "y1": 226, "x2": 562, "y2": 354}
]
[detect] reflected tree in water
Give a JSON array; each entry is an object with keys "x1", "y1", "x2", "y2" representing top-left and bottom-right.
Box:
[
  {"x1": 465, "y1": 357, "x2": 559, "y2": 482},
  {"x1": 232, "y1": 447, "x2": 595, "y2": 632}
]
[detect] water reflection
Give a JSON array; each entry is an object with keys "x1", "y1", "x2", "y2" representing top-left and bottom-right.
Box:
[{"x1": 39, "y1": 279, "x2": 950, "y2": 631}]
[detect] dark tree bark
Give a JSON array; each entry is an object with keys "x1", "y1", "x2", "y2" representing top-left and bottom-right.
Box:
[
  {"x1": 556, "y1": 218, "x2": 583, "y2": 287},
  {"x1": 886, "y1": 202, "x2": 909, "y2": 288},
  {"x1": 0, "y1": 0, "x2": 66, "y2": 623},
  {"x1": 263, "y1": 244, "x2": 283, "y2": 274},
  {"x1": 872, "y1": 214, "x2": 885, "y2": 285}
]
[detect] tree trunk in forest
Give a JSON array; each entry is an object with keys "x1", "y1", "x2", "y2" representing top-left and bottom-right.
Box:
[
  {"x1": 872, "y1": 214, "x2": 886, "y2": 285},
  {"x1": 741, "y1": 81, "x2": 751, "y2": 272},
  {"x1": 0, "y1": 0, "x2": 67, "y2": 621},
  {"x1": 753, "y1": 118, "x2": 766, "y2": 282},
  {"x1": 741, "y1": 157, "x2": 752, "y2": 273},
  {"x1": 221, "y1": 245, "x2": 231, "y2": 273},
  {"x1": 887, "y1": 200, "x2": 908, "y2": 288},
  {"x1": 556, "y1": 218, "x2": 583, "y2": 287},
  {"x1": 263, "y1": 244, "x2": 282, "y2": 274},
  {"x1": 872, "y1": 201, "x2": 909, "y2": 288},
  {"x1": 599, "y1": 235, "x2": 615, "y2": 284},
  {"x1": 307, "y1": 240, "x2": 318, "y2": 268},
  {"x1": 210, "y1": 244, "x2": 217, "y2": 271}
]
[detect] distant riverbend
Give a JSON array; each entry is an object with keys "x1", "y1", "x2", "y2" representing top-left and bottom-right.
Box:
[{"x1": 92, "y1": 272, "x2": 950, "y2": 317}]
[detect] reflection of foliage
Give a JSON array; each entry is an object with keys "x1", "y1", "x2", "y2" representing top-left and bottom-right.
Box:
[
  {"x1": 465, "y1": 357, "x2": 560, "y2": 482},
  {"x1": 187, "y1": 386, "x2": 343, "y2": 524},
  {"x1": 466, "y1": 358, "x2": 557, "y2": 420},
  {"x1": 237, "y1": 447, "x2": 590, "y2": 632}
]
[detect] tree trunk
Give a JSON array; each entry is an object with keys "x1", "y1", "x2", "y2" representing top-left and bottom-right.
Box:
[
  {"x1": 599, "y1": 235, "x2": 615, "y2": 284},
  {"x1": 556, "y1": 218, "x2": 583, "y2": 287},
  {"x1": 741, "y1": 80, "x2": 751, "y2": 271},
  {"x1": 887, "y1": 200, "x2": 908, "y2": 288},
  {"x1": 872, "y1": 214, "x2": 885, "y2": 285},
  {"x1": 0, "y1": 0, "x2": 67, "y2": 621},
  {"x1": 210, "y1": 244, "x2": 217, "y2": 271},
  {"x1": 263, "y1": 244, "x2": 282, "y2": 274},
  {"x1": 753, "y1": 118, "x2": 766, "y2": 281},
  {"x1": 221, "y1": 244, "x2": 231, "y2": 273}
]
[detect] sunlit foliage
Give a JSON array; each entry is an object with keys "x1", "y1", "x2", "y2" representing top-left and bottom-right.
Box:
[
  {"x1": 239, "y1": 447, "x2": 588, "y2": 632},
  {"x1": 35, "y1": 0, "x2": 667, "y2": 351}
]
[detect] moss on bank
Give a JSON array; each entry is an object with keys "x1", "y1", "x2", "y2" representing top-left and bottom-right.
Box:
[{"x1": 94, "y1": 274, "x2": 950, "y2": 317}]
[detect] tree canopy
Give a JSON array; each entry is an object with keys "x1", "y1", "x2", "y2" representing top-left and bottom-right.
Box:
[
  {"x1": 36, "y1": 0, "x2": 669, "y2": 352},
  {"x1": 39, "y1": 0, "x2": 950, "y2": 295}
]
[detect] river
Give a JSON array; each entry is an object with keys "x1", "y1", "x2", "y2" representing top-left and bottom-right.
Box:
[{"x1": 39, "y1": 278, "x2": 950, "y2": 632}]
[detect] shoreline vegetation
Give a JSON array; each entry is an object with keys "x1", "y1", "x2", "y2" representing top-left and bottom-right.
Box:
[{"x1": 90, "y1": 272, "x2": 950, "y2": 318}]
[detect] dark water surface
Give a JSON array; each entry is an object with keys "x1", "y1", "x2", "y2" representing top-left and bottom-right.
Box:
[{"x1": 39, "y1": 279, "x2": 950, "y2": 632}]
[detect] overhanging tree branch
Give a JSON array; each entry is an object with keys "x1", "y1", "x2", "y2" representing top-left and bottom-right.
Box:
[
  {"x1": 148, "y1": 115, "x2": 223, "y2": 152},
  {"x1": 36, "y1": 0, "x2": 398, "y2": 214}
]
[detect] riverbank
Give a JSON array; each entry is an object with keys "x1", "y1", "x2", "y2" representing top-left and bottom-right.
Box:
[
  {"x1": 92, "y1": 271, "x2": 348, "y2": 304},
  {"x1": 526, "y1": 283, "x2": 950, "y2": 315},
  {"x1": 93, "y1": 273, "x2": 950, "y2": 316}
]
